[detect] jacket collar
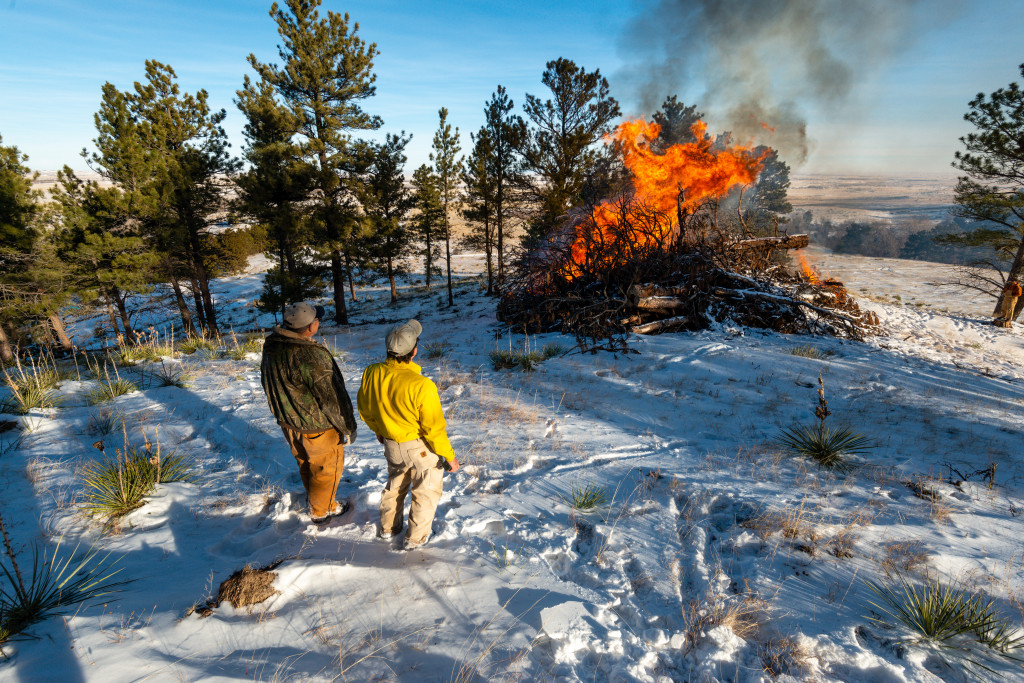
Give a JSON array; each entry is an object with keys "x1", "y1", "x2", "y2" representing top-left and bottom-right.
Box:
[
  {"x1": 271, "y1": 326, "x2": 317, "y2": 344},
  {"x1": 385, "y1": 358, "x2": 422, "y2": 375}
]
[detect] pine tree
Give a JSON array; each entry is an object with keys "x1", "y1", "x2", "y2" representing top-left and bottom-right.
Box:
[
  {"x1": 86, "y1": 61, "x2": 236, "y2": 338},
  {"x1": 482, "y1": 86, "x2": 526, "y2": 287},
  {"x1": 235, "y1": 74, "x2": 322, "y2": 318},
  {"x1": 652, "y1": 96, "x2": 704, "y2": 151},
  {"x1": 358, "y1": 132, "x2": 414, "y2": 303},
  {"x1": 947, "y1": 63, "x2": 1024, "y2": 320},
  {"x1": 410, "y1": 164, "x2": 443, "y2": 291},
  {"x1": 430, "y1": 108, "x2": 463, "y2": 307},
  {"x1": 49, "y1": 169, "x2": 158, "y2": 344},
  {"x1": 462, "y1": 128, "x2": 497, "y2": 294},
  {"x1": 248, "y1": 0, "x2": 382, "y2": 324},
  {"x1": 0, "y1": 135, "x2": 40, "y2": 361},
  {"x1": 521, "y1": 58, "x2": 620, "y2": 243}
]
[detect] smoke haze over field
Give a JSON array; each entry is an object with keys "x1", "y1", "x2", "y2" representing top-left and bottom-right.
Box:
[{"x1": 619, "y1": 0, "x2": 963, "y2": 165}]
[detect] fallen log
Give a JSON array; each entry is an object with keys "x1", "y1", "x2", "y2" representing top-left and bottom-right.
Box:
[
  {"x1": 726, "y1": 234, "x2": 809, "y2": 252},
  {"x1": 632, "y1": 315, "x2": 690, "y2": 335}
]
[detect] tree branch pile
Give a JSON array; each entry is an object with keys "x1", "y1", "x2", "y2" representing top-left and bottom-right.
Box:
[{"x1": 498, "y1": 198, "x2": 880, "y2": 351}]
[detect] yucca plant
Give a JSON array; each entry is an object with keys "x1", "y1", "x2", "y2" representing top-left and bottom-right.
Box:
[
  {"x1": 178, "y1": 337, "x2": 219, "y2": 355},
  {"x1": 424, "y1": 341, "x2": 452, "y2": 359},
  {"x1": 81, "y1": 446, "x2": 155, "y2": 520},
  {"x1": 86, "y1": 378, "x2": 138, "y2": 405},
  {"x1": 541, "y1": 343, "x2": 565, "y2": 359},
  {"x1": 87, "y1": 408, "x2": 124, "y2": 436},
  {"x1": 489, "y1": 349, "x2": 518, "y2": 370},
  {"x1": 564, "y1": 481, "x2": 609, "y2": 510},
  {"x1": 777, "y1": 373, "x2": 871, "y2": 472},
  {"x1": 2, "y1": 357, "x2": 67, "y2": 414},
  {"x1": 0, "y1": 514, "x2": 130, "y2": 643},
  {"x1": 149, "y1": 362, "x2": 194, "y2": 388},
  {"x1": 82, "y1": 429, "x2": 195, "y2": 522},
  {"x1": 1, "y1": 381, "x2": 63, "y2": 415},
  {"x1": 866, "y1": 575, "x2": 1024, "y2": 673}
]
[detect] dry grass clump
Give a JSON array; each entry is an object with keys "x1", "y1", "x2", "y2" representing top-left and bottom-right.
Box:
[
  {"x1": 148, "y1": 362, "x2": 194, "y2": 388},
  {"x1": 881, "y1": 540, "x2": 932, "y2": 577},
  {"x1": 758, "y1": 635, "x2": 809, "y2": 678},
  {"x1": 683, "y1": 587, "x2": 772, "y2": 651},
  {"x1": 789, "y1": 345, "x2": 835, "y2": 360}
]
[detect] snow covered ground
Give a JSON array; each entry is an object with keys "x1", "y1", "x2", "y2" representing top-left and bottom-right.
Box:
[{"x1": 2, "y1": 251, "x2": 1023, "y2": 682}]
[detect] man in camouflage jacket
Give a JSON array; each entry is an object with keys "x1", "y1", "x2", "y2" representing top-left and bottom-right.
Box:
[{"x1": 261, "y1": 302, "x2": 357, "y2": 522}]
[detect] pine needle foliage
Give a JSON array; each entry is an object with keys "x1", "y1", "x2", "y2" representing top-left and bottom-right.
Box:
[
  {"x1": 777, "y1": 373, "x2": 871, "y2": 472},
  {"x1": 867, "y1": 575, "x2": 1024, "y2": 674},
  {"x1": 0, "y1": 514, "x2": 130, "y2": 644}
]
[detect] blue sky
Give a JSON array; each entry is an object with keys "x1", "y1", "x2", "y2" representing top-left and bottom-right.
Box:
[{"x1": 1, "y1": 0, "x2": 1021, "y2": 175}]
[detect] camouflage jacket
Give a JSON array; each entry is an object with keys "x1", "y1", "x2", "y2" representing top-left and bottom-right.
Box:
[{"x1": 260, "y1": 327, "x2": 357, "y2": 439}]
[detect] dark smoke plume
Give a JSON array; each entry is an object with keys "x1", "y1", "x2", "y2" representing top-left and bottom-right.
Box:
[{"x1": 619, "y1": 0, "x2": 961, "y2": 165}]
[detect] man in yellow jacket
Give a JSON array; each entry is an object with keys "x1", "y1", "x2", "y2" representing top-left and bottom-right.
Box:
[{"x1": 357, "y1": 319, "x2": 460, "y2": 549}]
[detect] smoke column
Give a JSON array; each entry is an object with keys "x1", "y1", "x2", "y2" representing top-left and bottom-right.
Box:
[{"x1": 618, "y1": 0, "x2": 962, "y2": 165}]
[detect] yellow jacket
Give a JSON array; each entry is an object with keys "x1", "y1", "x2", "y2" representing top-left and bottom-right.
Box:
[{"x1": 357, "y1": 359, "x2": 455, "y2": 461}]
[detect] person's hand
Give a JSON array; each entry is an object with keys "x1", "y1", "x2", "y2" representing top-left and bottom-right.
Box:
[
  {"x1": 345, "y1": 431, "x2": 356, "y2": 446},
  {"x1": 447, "y1": 456, "x2": 460, "y2": 473},
  {"x1": 376, "y1": 433, "x2": 384, "y2": 444}
]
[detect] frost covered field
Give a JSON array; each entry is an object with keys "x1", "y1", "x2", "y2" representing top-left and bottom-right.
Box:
[{"x1": 2, "y1": 251, "x2": 1024, "y2": 682}]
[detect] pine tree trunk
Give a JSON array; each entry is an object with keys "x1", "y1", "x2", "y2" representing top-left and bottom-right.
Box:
[
  {"x1": 170, "y1": 274, "x2": 198, "y2": 338},
  {"x1": 331, "y1": 250, "x2": 348, "y2": 324},
  {"x1": 496, "y1": 192, "x2": 504, "y2": 289},
  {"x1": 993, "y1": 238, "x2": 1024, "y2": 317},
  {"x1": 195, "y1": 266, "x2": 219, "y2": 338},
  {"x1": 112, "y1": 287, "x2": 136, "y2": 344},
  {"x1": 48, "y1": 314, "x2": 73, "y2": 354},
  {"x1": 188, "y1": 275, "x2": 209, "y2": 335},
  {"x1": 445, "y1": 216, "x2": 454, "y2": 307},
  {"x1": 484, "y1": 214, "x2": 494, "y2": 296},
  {"x1": 0, "y1": 323, "x2": 15, "y2": 364},
  {"x1": 104, "y1": 297, "x2": 122, "y2": 340},
  {"x1": 425, "y1": 228, "x2": 433, "y2": 291},
  {"x1": 387, "y1": 256, "x2": 397, "y2": 303},
  {"x1": 344, "y1": 250, "x2": 358, "y2": 302}
]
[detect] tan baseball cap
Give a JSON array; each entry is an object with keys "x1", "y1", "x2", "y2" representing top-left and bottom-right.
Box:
[
  {"x1": 283, "y1": 302, "x2": 325, "y2": 329},
  {"x1": 386, "y1": 319, "x2": 422, "y2": 355}
]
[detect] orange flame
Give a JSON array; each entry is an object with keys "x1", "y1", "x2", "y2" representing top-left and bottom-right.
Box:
[
  {"x1": 796, "y1": 250, "x2": 820, "y2": 284},
  {"x1": 566, "y1": 118, "x2": 764, "y2": 277},
  {"x1": 761, "y1": 122, "x2": 776, "y2": 134}
]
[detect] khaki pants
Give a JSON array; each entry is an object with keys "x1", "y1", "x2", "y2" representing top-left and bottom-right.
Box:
[
  {"x1": 282, "y1": 427, "x2": 344, "y2": 518},
  {"x1": 379, "y1": 438, "x2": 444, "y2": 546}
]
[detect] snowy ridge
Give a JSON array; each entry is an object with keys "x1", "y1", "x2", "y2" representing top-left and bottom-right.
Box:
[{"x1": 2, "y1": 254, "x2": 1023, "y2": 681}]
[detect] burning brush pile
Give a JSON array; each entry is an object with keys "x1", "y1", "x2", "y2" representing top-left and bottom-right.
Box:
[{"x1": 498, "y1": 119, "x2": 880, "y2": 350}]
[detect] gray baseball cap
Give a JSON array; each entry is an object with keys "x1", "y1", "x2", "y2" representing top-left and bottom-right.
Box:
[
  {"x1": 283, "y1": 302, "x2": 325, "y2": 329},
  {"x1": 386, "y1": 319, "x2": 422, "y2": 355}
]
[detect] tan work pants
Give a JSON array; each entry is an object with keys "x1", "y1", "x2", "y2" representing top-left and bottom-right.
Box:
[
  {"x1": 282, "y1": 427, "x2": 344, "y2": 518},
  {"x1": 379, "y1": 438, "x2": 444, "y2": 545}
]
